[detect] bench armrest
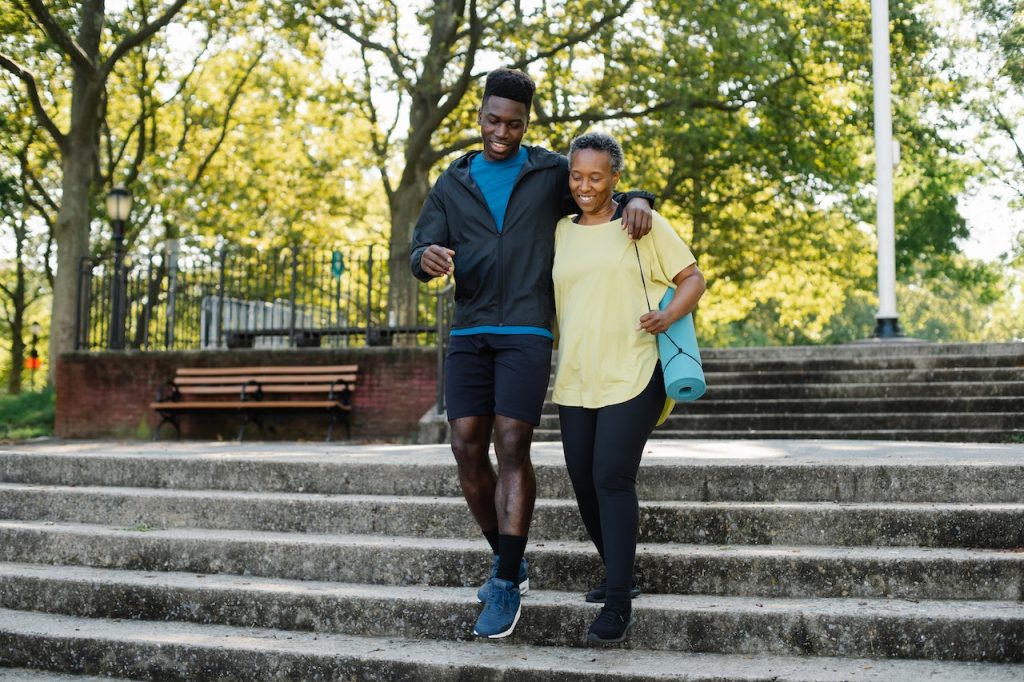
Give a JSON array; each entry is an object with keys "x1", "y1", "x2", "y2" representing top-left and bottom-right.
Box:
[
  {"x1": 155, "y1": 381, "x2": 181, "y2": 403},
  {"x1": 329, "y1": 380, "x2": 353, "y2": 405}
]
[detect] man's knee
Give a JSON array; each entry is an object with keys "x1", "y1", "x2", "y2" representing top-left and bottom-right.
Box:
[
  {"x1": 493, "y1": 419, "x2": 533, "y2": 467},
  {"x1": 452, "y1": 440, "x2": 492, "y2": 478}
]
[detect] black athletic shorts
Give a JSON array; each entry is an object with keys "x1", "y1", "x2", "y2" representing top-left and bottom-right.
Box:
[{"x1": 445, "y1": 333, "x2": 553, "y2": 426}]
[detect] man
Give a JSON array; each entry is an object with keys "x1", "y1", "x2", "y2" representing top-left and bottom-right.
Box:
[{"x1": 410, "y1": 68, "x2": 653, "y2": 639}]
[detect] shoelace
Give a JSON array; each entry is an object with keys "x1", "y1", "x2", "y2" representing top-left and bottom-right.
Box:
[{"x1": 488, "y1": 583, "x2": 516, "y2": 610}]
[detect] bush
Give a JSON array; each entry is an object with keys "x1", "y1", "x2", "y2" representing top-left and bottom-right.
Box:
[{"x1": 0, "y1": 388, "x2": 55, "y2": 441}]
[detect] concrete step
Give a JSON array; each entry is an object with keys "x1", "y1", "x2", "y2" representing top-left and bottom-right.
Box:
[
  {"x1": 4, "y1": 608, "x2": 1023, "y2": 682},
  {"x1": 700, "y1": 342, "x2": 1024, "y2": 362},
  {"x1": 4, "y1": 483, "x2": 1024, "y2": 548},
  {"x1": 542, "y1": 396, "x2": 1024, "y2": 415},
  {"x1": 694, "y1": 381, "x2": 1024, "y2": 400},
  {"x1": 0, "y1": 671, "x2": 128, "y2": 681},
  {"x1": 1, "y1": 564, "x2": 1022, "y2": 662},
  {"x1": 536, "y1": 428, "x2": 1024, "y2": 442},
  {"x1": 660, "y1": 396, "x2": 1023, "y2": 415},
  {"x1": 5, "y1": 441, "x2": 1024, "y2": 503},
  {"x1": 1, "y1": 521, "x2": 1021, "y2": 600},
  {"x1": 698, "y1": 352, "x2": 1024, "y2": 373},
  {"x1": 553, "y1": 412, "x2": 1024, "y2": 432},
  {"x1": 700, "y1": 367, "x2": 1024, "y2": 386}
]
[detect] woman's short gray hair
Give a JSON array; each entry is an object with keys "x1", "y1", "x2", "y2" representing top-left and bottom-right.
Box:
[{"x1": 569, "y1": 132, "x2": 624, "y2": 174}]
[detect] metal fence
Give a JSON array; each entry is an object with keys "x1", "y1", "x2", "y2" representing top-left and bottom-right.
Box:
[{"x1": 75, "y1": 241, "x2": 453, "y2": 352}]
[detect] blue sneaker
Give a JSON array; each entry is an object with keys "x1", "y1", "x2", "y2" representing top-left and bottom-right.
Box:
[
  {"x1": 476, "y1": 556, "x2": 529, "y2": 602},
  {"x1": 473, "y1": 577, "x2": 521, "y2": 638}
]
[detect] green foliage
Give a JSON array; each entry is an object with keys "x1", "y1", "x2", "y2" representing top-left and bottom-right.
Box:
[
  {"x1": 0, "y1": 387, "x2": 54, "y2": 441},
  {"x1": 895, "y1": 258, "x2": 1023, "y2": 341},
  {"x1": 978, "y1": 0, "x2": 1024, "y2": 85}
]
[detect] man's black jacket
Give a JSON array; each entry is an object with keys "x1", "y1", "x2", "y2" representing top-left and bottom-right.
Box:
[{"x1": 410, "y1": 145, "x2": 651, "y2": 333}]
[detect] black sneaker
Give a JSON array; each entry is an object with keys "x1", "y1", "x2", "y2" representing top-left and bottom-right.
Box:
[
  {"x1": 585, "y1": 578, "x2": 641, "y2": 603},
  {"x1": 586, "y1": 604, "x2": 635, "y2": 644}
]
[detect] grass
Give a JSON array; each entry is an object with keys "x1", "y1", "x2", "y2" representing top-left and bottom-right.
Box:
[
  {"x1": 120, "y1": 522, "x2": 159, "y2": 532},
  {"x1": 0, "y1": 387, "x2": 55, "y2": 441}
]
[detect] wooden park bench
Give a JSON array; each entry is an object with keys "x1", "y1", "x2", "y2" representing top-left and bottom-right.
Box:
[{"x1": 151, "y1": 364, "x2": 357, "y2": 442}]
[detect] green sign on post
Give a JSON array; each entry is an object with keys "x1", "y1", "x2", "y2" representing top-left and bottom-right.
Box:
[{"x1": 331, "y1": 251, "x2": 345, "y2": 278}]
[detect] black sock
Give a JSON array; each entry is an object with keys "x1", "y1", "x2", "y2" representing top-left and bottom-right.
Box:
[
  {"x1": 483, "y1": 527, "x2": 500, "y2": 555},
  {"x1": 496, "y1": 534, "x2": 527, "y2": 583}
]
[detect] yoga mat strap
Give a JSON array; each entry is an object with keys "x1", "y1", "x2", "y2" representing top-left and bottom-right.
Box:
[{"x1": 634, "y1": 244, "x2": 706, "y2": 402}]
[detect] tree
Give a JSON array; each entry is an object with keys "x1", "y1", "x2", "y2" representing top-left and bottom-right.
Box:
[
  {"x1": 0, "y1": 161, "x2": 49, "y2": 393},
  {"x1": 966, "y1": 0, "x2": 1024, "y2": 212},
  {"x1": 308, "y1": 0, "x2": 653, "y2": 327},
  {"x1": 0, "y1": 0, "x2": 187, "y2": 383}
]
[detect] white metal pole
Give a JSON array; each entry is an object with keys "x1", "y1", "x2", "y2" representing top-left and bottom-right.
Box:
[{"x1": 871, "y1": 0, "x2": 901, "y2": 337}]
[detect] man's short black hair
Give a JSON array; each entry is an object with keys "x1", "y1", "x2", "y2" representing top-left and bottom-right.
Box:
[{"x1": 483, "y1": 68, "x2": 535, "y2": 108}]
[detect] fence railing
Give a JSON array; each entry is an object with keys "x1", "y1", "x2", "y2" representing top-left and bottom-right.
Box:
[{"x1": 75, "y1": 241, "x2": 453, "y2": 352}]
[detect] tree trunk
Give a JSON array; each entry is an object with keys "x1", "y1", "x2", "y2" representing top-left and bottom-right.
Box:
[
  {"x1": 6, "y1": 278, "x2": 26, "y2": 396},
  {"x1": 387, "y1": 160, "x2": 433, "y2": 331},
  {"x1": 48, "y1": 75, "x2": 103, "y2": 384}
]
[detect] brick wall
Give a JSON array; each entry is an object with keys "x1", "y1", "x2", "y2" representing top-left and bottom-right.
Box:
[{"x1": 55, "y1": 348, "x2": 438, "y2": 442}]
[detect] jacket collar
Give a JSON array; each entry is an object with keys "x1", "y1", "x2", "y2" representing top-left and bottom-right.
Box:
[{"x1": 449, "y1": 144, "x2": 561, "y2": 186}]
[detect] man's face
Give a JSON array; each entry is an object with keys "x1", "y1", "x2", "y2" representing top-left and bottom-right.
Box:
[{"x1": 478, "y1": 95, "x2": 529, "y2": 161}]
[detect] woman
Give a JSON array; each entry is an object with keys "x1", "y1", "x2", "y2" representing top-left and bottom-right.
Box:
[{"x1": 552, "y1": 131, "x2": 705, "y2": 643}]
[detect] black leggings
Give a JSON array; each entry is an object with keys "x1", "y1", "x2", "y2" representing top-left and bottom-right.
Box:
[{"x1": 558, "y1": 364, "x2": 665, "y2": 605}]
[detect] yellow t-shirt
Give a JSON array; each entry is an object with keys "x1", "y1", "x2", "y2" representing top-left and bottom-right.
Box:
[{"x1": 552, "y1": 210, "x2": 696, "y2": 408}]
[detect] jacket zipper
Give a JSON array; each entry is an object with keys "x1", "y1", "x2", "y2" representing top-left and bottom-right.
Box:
[
  {"x1": 497, "y1": 229, "x2": 504, "y2": 325},
  {"x1": 496, "y1": 162, "x2": 542, "y2": 327}
]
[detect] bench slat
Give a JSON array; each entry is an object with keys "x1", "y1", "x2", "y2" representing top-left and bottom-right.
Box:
[
  {"x1": 151, "y1": 400, "x2": 350, "y2": 411},
  {"x1": 175, "y1": 365, "x2": 357, "y2": 377},
  {"x1": 174, "y1": 374, "x2": 356, "y2": 386},
  {"x1": 240, "y1": 401, "x2": 351, "y2": 410},
  {"x1": 173, "y1": 384, "x2": 354, "y2": 396}
]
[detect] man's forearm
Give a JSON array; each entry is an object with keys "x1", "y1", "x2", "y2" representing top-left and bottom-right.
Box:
[{"x1": 615, "y1": 189, "x2": 656, "y2": 208}]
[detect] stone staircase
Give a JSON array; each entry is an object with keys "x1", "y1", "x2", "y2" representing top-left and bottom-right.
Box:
[
  {"x1": 535, "y1": 341, "x2": 1024, "y2": 442},
  {"x1": 1, "y1": 440, "x2": 1023, "y2": 680}
]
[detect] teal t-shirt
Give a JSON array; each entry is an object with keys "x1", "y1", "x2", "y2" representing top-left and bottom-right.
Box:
[{"x1": 470, "y1": 147, "x2": 527, "y2": 233}]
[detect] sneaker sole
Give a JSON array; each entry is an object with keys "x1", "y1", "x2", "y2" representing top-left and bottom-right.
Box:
[
  {"x1": 586, "y1": 615, "x2": 636, "y2": 644},
  {"x1": 477, "y1": 578, "x2": 529, "y2": 604},
  {"x1": 473, "y1": 602, "x2": 522, "y2": 639}
]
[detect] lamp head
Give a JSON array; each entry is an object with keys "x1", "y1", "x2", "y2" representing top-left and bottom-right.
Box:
[
  {"x1": 105, "y1": 186, "x2": 133, "y2": 222},
  {"x1": 30, "y1": 322, "x2": 41, "y2": 336}
]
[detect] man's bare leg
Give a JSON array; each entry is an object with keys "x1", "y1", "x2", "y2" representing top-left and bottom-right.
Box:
[
  {"x1": 492, "y1": 414, "x2": 536, "y2": 585},
  {"x1": 493, "y1": 415, "x2": 536, "y2": 535},
  {"x1": 450, "y1": 415, "x2": 499, "y2": 535}
]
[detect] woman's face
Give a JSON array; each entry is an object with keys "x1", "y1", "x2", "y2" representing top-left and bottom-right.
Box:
[{"x1": 569, "y1": 148, "x2": 620, "y2": 215}]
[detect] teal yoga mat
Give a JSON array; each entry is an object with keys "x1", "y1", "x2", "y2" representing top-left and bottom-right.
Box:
[{"x1": 658, "y1": 288, "x2": 706, "y2": 401}]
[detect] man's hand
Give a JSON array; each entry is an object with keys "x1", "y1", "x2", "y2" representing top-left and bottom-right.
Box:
[
  {"x1": 621, "y1": 197, "x2": 653, "y2": 239},
  {"x1": 638, "y1": 309, "x2": 675, "y2": 335},
  {"x1": 420, "y1": 245, "x2": 455, "y2": 277}
]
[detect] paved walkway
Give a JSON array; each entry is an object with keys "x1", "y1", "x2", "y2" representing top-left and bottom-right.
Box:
[{"x1": 4, "y1": 438, "x2": 1024, "y2": 466}]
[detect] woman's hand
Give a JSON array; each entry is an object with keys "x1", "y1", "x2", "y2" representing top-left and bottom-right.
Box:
[
  {"x1": 639, "y1": 264, "x2": 706, "y2": 335},
  {"x1": 638, "y1": 310, "x2": 676, "y2": 335}
]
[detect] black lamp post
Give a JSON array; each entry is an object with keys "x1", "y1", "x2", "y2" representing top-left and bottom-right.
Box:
[{"x1": 106, "y1": 186, "x2": 133, "y2": 350}]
